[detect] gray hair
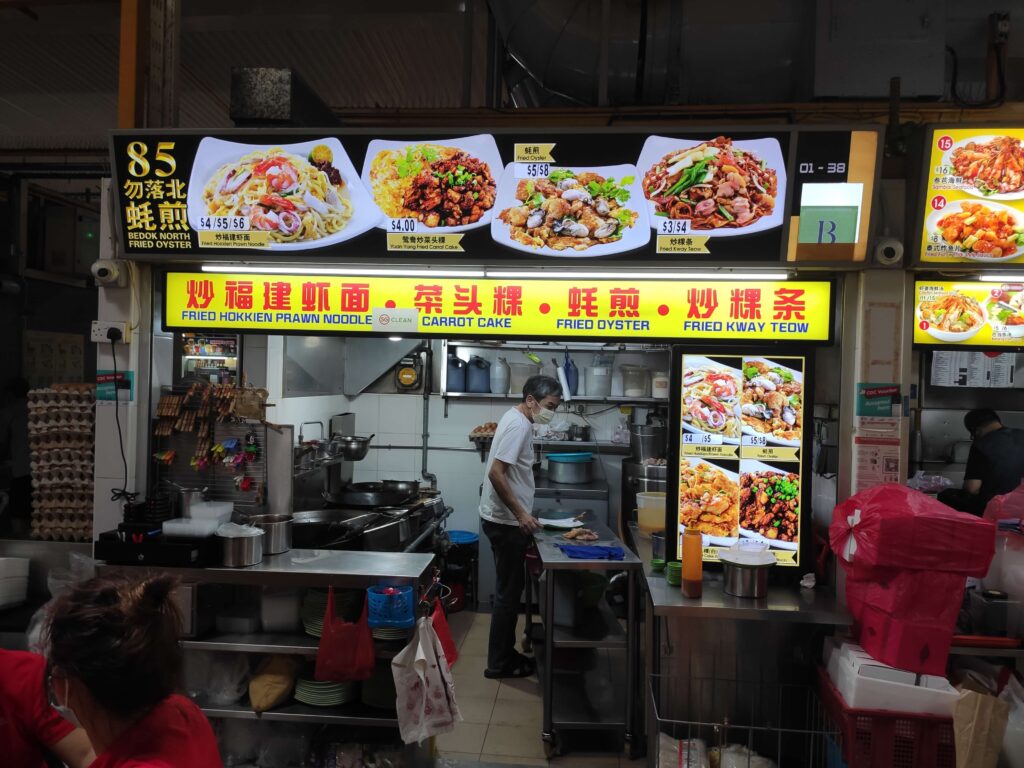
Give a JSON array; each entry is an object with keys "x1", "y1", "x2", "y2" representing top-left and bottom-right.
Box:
[{"x1": 523, "y1": 374, "x2": 562, "y2": 402}]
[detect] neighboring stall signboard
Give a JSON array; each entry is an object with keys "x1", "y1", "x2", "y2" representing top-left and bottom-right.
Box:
[
  {"x1": 111, "y1": 128, "x2": 879, "y2": 264},
  {"x1": 919, "y1": 127, "x2": 1024, "y2": 266},
  {"x1": 914, "y1": 280, "x2": 1024, "y2": 349},
  {"x1": 163, "y1": 272, "x2": 833, "y2": 344},
  {"x1": 673, "y1": 352, "x2": 808, "y2": 566}
]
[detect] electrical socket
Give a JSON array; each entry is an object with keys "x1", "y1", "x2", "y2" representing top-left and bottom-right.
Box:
[{"x1": 91, "y1": 321, "x2": 129, "y2": 344}]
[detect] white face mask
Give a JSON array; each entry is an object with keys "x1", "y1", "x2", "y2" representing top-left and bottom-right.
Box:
[
  {"x1": 53, "y1": 677, "x2": 82, "y2": 728},
  {"x1": 532, "y1": 403, "x2": 555, "y2": 425}
]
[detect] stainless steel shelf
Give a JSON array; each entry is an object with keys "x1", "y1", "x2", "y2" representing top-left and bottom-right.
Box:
[
  {"x1": 535, "y1": 646, "x2": 628, "y2": 730},
  {"x1": 443, "y1": 392, "x2": 667, "y2": 404},
  {"x1": 551, "y1": 602, "x2": 626, "y2": 650},
  {"x1": 182, "y1": 633, "x2": 319, "y2": 656},
  {"x1": 201, "y1": 701, "x2": 397, "y2": 726},
  {"x1": 949, "y1": 645, "x2": 1024, "y2": 658}
]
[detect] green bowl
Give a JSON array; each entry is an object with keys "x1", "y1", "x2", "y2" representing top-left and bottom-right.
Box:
[
  {"x1": 665, "y1": 561, "x2": 682, "y2": 585},
  {"x1": 650, "y1": 558, "x2": 666, "y2": 572}
]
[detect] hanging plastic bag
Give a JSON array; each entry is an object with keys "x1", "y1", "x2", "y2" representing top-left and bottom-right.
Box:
[
  {"x1": 431, "y1": 598, "x2": 458, "y2": 668},
  {"x1": 392, "y1": 616, "x2": 462, "y2": 744},
  {"x1": 315, "y1": 588, "x2": 375, "y2": 683}
]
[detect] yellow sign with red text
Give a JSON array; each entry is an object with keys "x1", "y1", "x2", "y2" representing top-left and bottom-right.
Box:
[{"x1": 164, "y1": 273, "x2": 832, "y2": 342}]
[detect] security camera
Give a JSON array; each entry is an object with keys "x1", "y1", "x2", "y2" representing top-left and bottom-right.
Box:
[
  {"x1": 91, "y1": 259, "x2": 127, "y2": 287},
  {"x1": 872, "y1": 237, "x2": 904, "y2": 268}
]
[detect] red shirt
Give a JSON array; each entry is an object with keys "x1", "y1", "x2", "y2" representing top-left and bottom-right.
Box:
[
  {"x1": 90, "y1": 694, "x2": 221, "y2": 767},
  {"x1": 0, "y1": 649, "x2": 77, "y2": 768}
]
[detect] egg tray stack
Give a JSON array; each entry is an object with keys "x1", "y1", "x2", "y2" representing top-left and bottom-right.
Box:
[{"x1": 27, "y1": 385, "x2": 95, "y2": 542}]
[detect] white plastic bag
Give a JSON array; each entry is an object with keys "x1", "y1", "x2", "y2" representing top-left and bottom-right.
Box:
[{"x1": 391, "y1": 616, "x2": 461, "y2": 744}]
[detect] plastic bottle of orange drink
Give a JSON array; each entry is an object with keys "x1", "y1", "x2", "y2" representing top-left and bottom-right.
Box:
[{"x1": 682, "y1": 527, "x2": 703, "y2": 599}]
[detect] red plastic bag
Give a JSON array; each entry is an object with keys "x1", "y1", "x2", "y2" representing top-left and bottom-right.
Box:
[
  {"x1": 845, "y1": 567, "x2": 966, "y2": 627},
  {"x1": 983, "y1": 482, "x2": 1024, "y2": 523},
  {"x1": 831, "y1": 483, "x2": 996, "y2": 577},
  {"x1": 431, "y1": 598, "x2": 458, "y2": 667},
  {"x1": 315, "y1": 588, "x2": 375, "y2": 682},
  {"x1": 852, "y1": 599, "x2": 954, "y2": 676}
]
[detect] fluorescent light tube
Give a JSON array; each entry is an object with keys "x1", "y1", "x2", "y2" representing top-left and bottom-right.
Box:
[
  {"x1": 200, "y1": 265, "x2": 486, "y2": 278},
  {"x1": 485, "y1": 270, "x2": 790, "y2": 281},
  {"x1": 978, "y1": 274, "x2": 1024, "y2": 282}
]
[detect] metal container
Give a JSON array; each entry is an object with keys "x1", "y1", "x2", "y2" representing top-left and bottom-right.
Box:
[
  {"x1": 568, "y1": 424, "x2": 591, "y2": 442},
  {"x1": 546, "y1": 453, "x2": 594, "y2": 485},
  {"x1": 629, "y1": 424, "x2": 666, "y2": 461},
  {"x1": 362, "y1": 512, "x2": 417, "y2": 551},
  {"x1": 331, "y1": 434, "x2": 375, "y2": 461},
  {"x1": 722, "y1": 561, "x2": 771, "y2": 599},
  {"x1": 245, "y1": 514, "x2": 292, "y2": 554},
  {"x1": 218, "y1": 531, "x2": 264, "y2": 567}
]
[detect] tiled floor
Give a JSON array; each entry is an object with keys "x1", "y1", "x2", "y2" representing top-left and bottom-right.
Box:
[{"x1": 435, "y1": 611, "x2": 646, "y2": 768}]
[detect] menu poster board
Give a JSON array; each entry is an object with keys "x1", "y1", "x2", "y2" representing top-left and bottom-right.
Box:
[
  {"x1": 914, "y1": 280, "x2": 1024, "y2": 350},
  {"x1": 919, "y1": 127, "x2": 1024, "y2": 266},
  {"x1": 162, "y1": 272, "x2": 834, "y2": 345},
  {"x1": 670, "y1": 352, "x2": 808, "y2": 567},
  {"x1": 787, "y1": 129, "x2": 880, "y2": 263},
  {"x1": 112, "y1": 128, "x2": 878, "y2": 264}
]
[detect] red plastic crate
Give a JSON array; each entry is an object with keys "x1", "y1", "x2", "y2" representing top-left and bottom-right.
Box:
[{"x1": 818, "y1": 667, "x2": 956, "y2": 768}]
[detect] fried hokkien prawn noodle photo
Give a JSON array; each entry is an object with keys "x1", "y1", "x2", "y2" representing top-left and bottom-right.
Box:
[
  {"x1": 643, "y1": 136, "x2": 777, "y2": 229},
  {"x1": 740, "y1": 360, "x2": 803, "y2": 444},
  {"x1": 678, "y1": 459, "x2": 739, "y2": 538},
  {"x1": 369, "y1": 143, "x2": 496, "y2": 227},
  {"x1": 680, "y1": 364, "x2": 741, "y2": 439},
  {"x1": 498, "y1": 168, "x2": 638, "y2": 251},
  {"x1": 203, "y1": 144, "x2": 353, "y2": 242}
]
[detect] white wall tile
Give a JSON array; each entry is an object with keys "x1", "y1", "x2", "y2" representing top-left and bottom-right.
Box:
[
  {"x1": 345, "y1": 394, "x2": 380, "y2": 435},
  {"x1": 352, "y1": 466, "x2": 378, "y2": 484},
  {"x1": 377, "y1": 394, "x2": 423, "y2": 434}
]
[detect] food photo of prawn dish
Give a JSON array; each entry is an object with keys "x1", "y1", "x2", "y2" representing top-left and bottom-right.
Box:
[
  {"x1": 642, "y1": 136, "x2": 779, "y2": 230},
  {"x1": 950, "y1": 135, "x2": 1024, "y2": 197},
  {"x1": 678, "y1": 459, "x2": 739, "y2": 541},
  {"x1": 916, "y1": 292, "x2": 987, "y2": 342},
  {"x1": 680, "y1": 358, "x2": 741, "y2": 441},
  {"x1": 739, "y1": 359, "x2": 804, "y2": 445},
  {"x1": 201, "y1": 144, "x2": 353, "y2": 242}
]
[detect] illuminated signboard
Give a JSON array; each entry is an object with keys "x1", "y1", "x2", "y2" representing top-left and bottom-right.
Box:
[
  {"x1": 672, "y1": 352, "x2": 807, "y2": 567},
  {"x1": 919, "y1": 127, "x2": 1024, "y2": 267},
  {"x1": 112, "y1": 128, "x2": 879, "y2": 264},
  {"x1": 914, "y1": 280, "x2": 1024, "y2": 349},
  {"x1": 163, "y1": 273, "x2": 834, "y2": 344}
]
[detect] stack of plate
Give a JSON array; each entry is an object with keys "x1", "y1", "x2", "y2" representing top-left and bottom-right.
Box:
[
  {"x1": 301, "y1": 590, "x2": 328, "y2": 637},
  {"x1": 371, "y1": 626, "x2": 413, "y2": 641},
  {"x1": 294, "y1": 678, "x2": 358, "y2": 708},
  {"x1": 301, "y1": 589, "x2": 362, "y2": 638}
]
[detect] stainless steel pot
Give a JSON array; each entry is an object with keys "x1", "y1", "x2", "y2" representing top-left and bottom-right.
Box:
[
  {"x1": 165, "y1": 482, "x2": 207, "y2": 517},
  {"x1": 629, "y1": 424, "x2": 666, "y2": 461},
  {"x1": 547, "y1": 456, "x2": 594, "y2": 485},
  {"x1": 722, "y1": 561, "x2": 771, "y2": 599},
  {"x1": 568, "y1": 424, "x2": 591, "y2": 442},
  {"x1": 245, "y1": 514, "x2": 292, "y2": 554},
  {"x1": 219, "y1": 531, "x2": 264, "y2": 567},
  {"x1": 331, "y1": 434, "x2": 375, "y2": 461},
  {"x1": 381, "y1": 479, "x2": 420, "y2": 498}
]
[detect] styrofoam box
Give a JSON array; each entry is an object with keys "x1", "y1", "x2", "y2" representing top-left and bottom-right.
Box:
[
  {"x1": 0, "y1": 557, "x2": 29, "y2": 579},
  {"x1": 828, "y1": 639, "x2": 958, "y2": 717},
  {"x1": 0, "y1": 576, "x2": 29, "y2": 609}
]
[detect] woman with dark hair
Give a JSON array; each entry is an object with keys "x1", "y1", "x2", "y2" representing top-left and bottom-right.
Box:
[{"x1": 45, "y1": 574, "x2": 221, "y2": 767}]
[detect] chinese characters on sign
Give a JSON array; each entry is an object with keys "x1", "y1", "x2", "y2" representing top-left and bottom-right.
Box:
[
  {"x1": 120, "y1": 141, "x2": 193, "y2": 251},
  {"x1": 165, "y1": 274, "x2": 832, "y2": 343}
]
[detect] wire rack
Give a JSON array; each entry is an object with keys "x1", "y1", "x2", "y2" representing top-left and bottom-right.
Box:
[{"x1": 650, "y1": 673, "x2": 841, "y2": 767}]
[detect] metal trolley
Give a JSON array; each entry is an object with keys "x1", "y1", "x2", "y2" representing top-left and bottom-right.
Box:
[{"x1": 523, "y1": 518, "x2": 643, "y2": 759}]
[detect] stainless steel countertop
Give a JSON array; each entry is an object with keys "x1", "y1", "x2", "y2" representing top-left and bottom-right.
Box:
[
  {"x1": 534, "y1": 468, "x2": 610, "y2": 500},
  {"x1": 99, "y1": 548, "x2": 435, "y2": 588},
  {"x1": 532, "y1": 515, "x2": 642, "y2": 570},
  {"x1": 628, "y1": 523, "x2": 850, "y2": 625}
]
